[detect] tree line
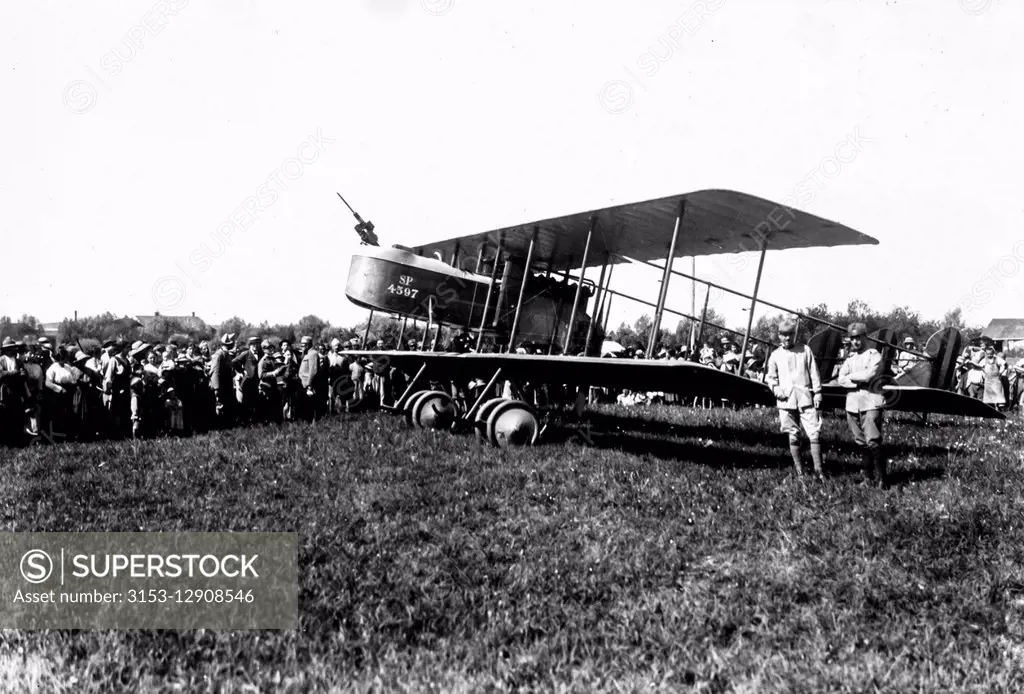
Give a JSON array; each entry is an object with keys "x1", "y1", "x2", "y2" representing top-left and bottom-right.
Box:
[
  {"x1": 0, "y1": 302, "x2": 983, "y2": 353},
  {"x1": 0, "y1": 312, "x2": 426, "y2": 350},
  {"x1": 607, "y1": 303, "x2": 982, "y2": 351}
]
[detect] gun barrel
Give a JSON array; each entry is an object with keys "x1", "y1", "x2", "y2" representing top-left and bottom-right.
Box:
[
  {"x1": 337, "y1": 192, "x2": 367, "y2": 223},
  {"x1": 336, "y1": 192, "x2": 357, "y2": 215}
]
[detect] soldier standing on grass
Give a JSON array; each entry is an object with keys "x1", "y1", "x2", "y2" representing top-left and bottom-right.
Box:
[
  {"x1": 209, "y1": 333, "x2": 237, "y2": 428},
  {"x1": 258, "y1": 339, "x2": 285, "y2": 424},
  {"x1": 233, "y1": 337, "x2": 262, "y2": 425},
  {"x1": 298, "y1": 336, "x2": 328, "y2": 420},
  {"x1": 765, "y1": 317, "x2": 825, "y2": 479},
  {"x1": 836, "y1": 322, "x2": 888, "y2": 488}
]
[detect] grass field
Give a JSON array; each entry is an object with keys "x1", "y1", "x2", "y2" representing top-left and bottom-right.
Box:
[{"x1": 2, "y1": 403, "x2": 1024, "y2": 692}]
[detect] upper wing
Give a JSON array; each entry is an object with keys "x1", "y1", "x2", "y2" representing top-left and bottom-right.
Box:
[
  {"x1": 412, "y1": 189, "x2": 878, "y2": 272},
  {"x1": 354, "y1": 352, "x2": 777, "y2": 406}
]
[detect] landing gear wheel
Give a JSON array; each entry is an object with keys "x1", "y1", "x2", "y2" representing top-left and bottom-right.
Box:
[
  {"x1": 486, "y1": 399, "x2": 539, "y2": 447},
  {"x1": 404, "y1": 390, "x2": 433, "y2": 426},
  {"x1": 411, "y1": 390, "x2": 457, "y2": 430},
  {"x1": 474, "y1": 397, "x2": 507, "y2": 442}
]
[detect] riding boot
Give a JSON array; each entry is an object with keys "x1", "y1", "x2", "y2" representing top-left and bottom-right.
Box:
[
  {"x1": 861, "y1": 449, "x2": 875, "y2": 483},
  {"x1": 873, "y1": 448, "x2": 888, "y2": 489}
]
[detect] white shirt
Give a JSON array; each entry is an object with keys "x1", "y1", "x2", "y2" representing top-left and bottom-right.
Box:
[
  {"x1": 46, "y1": 362, "x2": 78, "y2": 389},
  {"x1": 837, "y1": 348, "x2": 885, "y2": 412},
  {"x1": 766, "y1": 344, "x2": 821, "y2": 410}
]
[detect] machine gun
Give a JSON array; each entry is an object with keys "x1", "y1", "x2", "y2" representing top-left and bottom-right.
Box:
[{"x1": 337, "y1": 193, "x2": 379, "y2": 247}]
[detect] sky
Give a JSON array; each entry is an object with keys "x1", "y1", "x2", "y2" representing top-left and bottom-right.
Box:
[{"x1": 2, "y1": 0, "x2": 1021, "y2": 334}]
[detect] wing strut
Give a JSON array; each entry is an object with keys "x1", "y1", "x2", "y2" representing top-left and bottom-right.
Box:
[
  {"x1": 562, "y1": 218, "x2": 595, "y2": 354},
  {"x1": 584, "y1": 253, "x2": 611, "y2": 356},
  {"x1": 625, "y1": 255, "x2": 934, "y2": 361},
  {"x1": 739, "y1": 242, "x2": 767, "y2": 376},
  {"x1": 465, "y1": 245, "x2": 486, "y2": 332},
  {"x1": 696, "y1": 284, "x2": 711, "y2": 348},
  {"x1": 493, "y1": 251, "x2": 514, "y2": 330},
  {"x1": 424, "y1": 299, "x2": 434, "y2": 351},
  {"x1": 596, "y1": 282, "x2": 773, "y2": 348},
  {"x1": 475, "y1": 236, "x2": 503, "y2": 352},
  {"x1": 547, "y1": 257, "x2": 572, "y2": 354},
  {"x1": 397, "y1": 315, "x2": 408, "y2": 347},
  {"x1": 507, "y1": 228, "x2": 538, "y2": 351},
  {"x1": 646, "y1": 199, "x2": 684, "y2": 358}
]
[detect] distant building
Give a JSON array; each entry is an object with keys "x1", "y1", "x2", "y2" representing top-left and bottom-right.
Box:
[
  {"x1": 134, "y1": 311, "x2": 206, "y2": 334},
  {"x1": 981, "y1": 319, "x2": 1024, "y2": 351}
]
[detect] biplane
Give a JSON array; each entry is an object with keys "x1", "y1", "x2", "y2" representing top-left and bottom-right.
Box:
[{"x1": 342, "y1": 189, "x2": 1001, "y2": 446}]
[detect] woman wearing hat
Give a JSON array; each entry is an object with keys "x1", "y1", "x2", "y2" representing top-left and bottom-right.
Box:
[
  {"x1": 893, "y1": 336, "x2": 920, "y2": 377},
  {"x1": 277, "y1": 339, "x2": 299, "y2": 422},
  {"x1": 71, "y1": 349, "x2": 103, "y2": 441},
  {"x1": 980, "y1": 343, "x2": 1007, "y2": 409},
  {"x1": 127, "y1": 341, "x2": 154, "y2": 438},
  {"x1": 0, "y1": 337, "x2": 29, "y2": 443},
  {"x1": 720, "y1": 341, "x2": 741, "y2": 375},
  {"x1": 45, "y1": 346, "x2": 80, "y2": 440},
  {"x1": 102, "y1": 340, "x2": 132, "y2": 438}
]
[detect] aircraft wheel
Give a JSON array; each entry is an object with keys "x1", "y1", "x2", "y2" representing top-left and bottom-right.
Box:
[
  {"x1": 486, "y1": 400, "x2": 539, "y2": 447},
  {"x1": 404, "y1": 390, "x2": 433, "y2": 426},
  {"x1": 474, "y1": 397, "x2": 508, "y2": 442},
  {"x1": 411, "y1": 390, "x2": 457, "y2": 430}
]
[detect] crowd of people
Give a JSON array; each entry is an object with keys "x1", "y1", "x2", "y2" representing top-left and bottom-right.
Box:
[
  {"x1": 605, "y1": 330, "x2": 1023, "y2": 412},
  {"x1": 955, "y1": 338, "x2": 1020, "y2": 410},
  {"x1": 0, "y1": 332, "x2": 404, "y2": 446},
  {"x1": 1, "y1": 322, "x2": 1018, "y2": 454}
]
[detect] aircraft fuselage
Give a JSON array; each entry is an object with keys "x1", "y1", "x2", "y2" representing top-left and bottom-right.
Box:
[{"x1": 345, "y1": 246, "x2": 592, "y2": 351}]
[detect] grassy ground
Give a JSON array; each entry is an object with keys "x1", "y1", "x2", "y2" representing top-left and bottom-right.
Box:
[{"x1": 2, "y1": 404, "x2": 1024, "y2": 692}]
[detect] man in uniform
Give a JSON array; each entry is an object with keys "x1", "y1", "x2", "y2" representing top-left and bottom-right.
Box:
[
  {"x1": 766, "y1": 318, "x2": 824, "y2": 478},
  {"x1": 327, "y1": 338, "x2": 350, "y2": 413},
  {"x1": 233, "y1": 336, "x2": 262, "y2": 425},
  {"x1": 257, "y1": 339, "x2": 285, "y2": 424},
  {"x1": 298, "y1": 336, "x2": 328, "y2": 420},
  {"x1": 208, "y1": 333, "x2": 237, "y2": 428},
  {"x1": 837, "y1": 322, "x2": 887, "y2": 488}
]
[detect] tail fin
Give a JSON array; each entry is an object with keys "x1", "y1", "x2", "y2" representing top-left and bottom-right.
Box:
[
  {"x1": 808, "y1": 327, "x2": 845, "y2": 384},
  {"x1": 894, "y1": 327, "x2": 962, "y2": 389},
  {"x1": 868, "y1": 328, "x2": 897, "y2": 374}
]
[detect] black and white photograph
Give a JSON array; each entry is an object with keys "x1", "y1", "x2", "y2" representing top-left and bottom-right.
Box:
[{"x1": 2, "y1": 0, "x2": 1022, "y2": 690}]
